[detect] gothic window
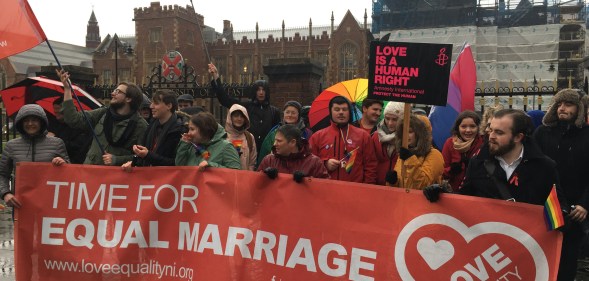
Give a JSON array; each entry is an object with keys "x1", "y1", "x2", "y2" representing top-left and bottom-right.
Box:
[
  {"x1": 238, "y1": 56, "x2": 252, "y2": 83},
  {"x1": 213, "y1": 57, "x2": 226, "y2": 80},
  {"x1": 103, "y1": 69, "x2": 112, "y2": 85},
  {"x1": 339, "y1": 42, "x2": 358, "y2": 81},
  {"x1": 149, "y1": 27, "x2": 162, "y2": 43}
]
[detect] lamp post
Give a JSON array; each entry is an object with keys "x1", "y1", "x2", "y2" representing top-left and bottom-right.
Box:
[{"x1": 241, "y1": 65, "x2": 248, "y2": 84}]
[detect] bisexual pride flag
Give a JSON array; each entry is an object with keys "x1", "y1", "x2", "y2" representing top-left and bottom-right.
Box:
[{"x1": 429, "y1": 43, "x2": 476, "y2": 149}]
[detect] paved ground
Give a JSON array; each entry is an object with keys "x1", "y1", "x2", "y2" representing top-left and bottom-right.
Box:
[{"x1": 0, "y1": 208, "x2": 15, "y2": 281}]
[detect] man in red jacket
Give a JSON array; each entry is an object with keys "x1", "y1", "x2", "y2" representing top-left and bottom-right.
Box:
[{"x1": 309, "y1": 96, "x2": 377, "y2": 184}]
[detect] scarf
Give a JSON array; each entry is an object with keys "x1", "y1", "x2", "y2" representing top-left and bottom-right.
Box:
[
  {"x1": 452, "y1": 136, "x2": 475, "y2": 153},
  {"x1": 103, "y1": 108, "x2": 137, "y2": 147},
  {"x1": 376, "y1": 120, "x2": 396, "y2": 156}
]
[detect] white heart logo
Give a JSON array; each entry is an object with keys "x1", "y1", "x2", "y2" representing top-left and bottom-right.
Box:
[
  {"x1": 416, "y1": 237, "x2": 454, "y2": 270},
  {"x1": 395, "y1": 213, "x2": 550, "y2": 281}
]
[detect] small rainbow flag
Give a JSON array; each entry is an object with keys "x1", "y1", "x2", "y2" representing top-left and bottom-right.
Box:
[
  {"x1": 544, "y1": 185, "x2": 565, "y2": 230},
  {"x1": 342, "y1": 148, "x2": 358, "y2": 174},
  {"x1": 231, "y1": 139, "x2": 243, "y2": 154}
]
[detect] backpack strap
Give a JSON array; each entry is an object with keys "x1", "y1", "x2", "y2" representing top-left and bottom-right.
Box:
[{"x1": 483, "y1": 159, "x2": 515, "y2": 201}]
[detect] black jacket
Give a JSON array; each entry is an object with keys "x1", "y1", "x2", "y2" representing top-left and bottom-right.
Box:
[
  {"x1": 460, "y1": 141, "x2": 566, "y2": 206},
  {"x1": 212, "y1": 78, "x2": 281, "y2": 152},
  {"x1": 533, "y1": 123, "x2": 589, "y2": 209},
  {"x1": 136, "y1": 113, "x2": 186, "y2": 167}
]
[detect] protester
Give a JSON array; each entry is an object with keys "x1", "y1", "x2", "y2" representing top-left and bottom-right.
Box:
[
  {"x1": 48, "y1": 97, "x2": 91, "y2": 164},
  {"x1": 225, "y1": 104, "x2": 257, "y2": 171},
  {"x1": 389, "y1": 115, "x2": 443, "y2": 189},
  {"x1": 258, "y1": 124, "x2": 329, "y2": 180},
  {"x1": 441, "y1": 110, "x2": 484, "y2": 191},
  {"x1": 139, "y1": 94, "x2": 152, "y2": 122},
  {"x1": 57, "y1": 69, "x2": 148, "y2": 166},
  {"x1": 175, "y1": 112, "x2": 240, "y2": 170},
  {"x1": 372, "y1": 101, "x2": 403, "y2": 185},
  {"x1": 533, "y1": 89, "x2": 589, "y2": 280},
  {"x1": 526, "y1": 109, "x2": 545, "y2": 130},
  {"x1": 352, "y1": 99, "x2": 383, "y2": 135},
  {"x1": 177, "y1": 94, "x2": 194, "y2": 110},
  {"x1": 309, "y1": 96, "x2": 377, "y2": 184},
  {"x1": 480, "y1": 104, "x2": 503, "y2": 137},
  {"x1": 209, "y1": 63, "x2": 281, "y2": 152},
  {"x1": 424, "y1": 109, "x2": 567, "y2": 209},
  {"x1": 258, "y1": 101, "x2": 313, "y2": 164},
  {"x1": 0, "y1": 104, "x2": 69, "y2": 209},
  {"x1": 121, "y1": 90, "x2": 185, "y2": 171}
]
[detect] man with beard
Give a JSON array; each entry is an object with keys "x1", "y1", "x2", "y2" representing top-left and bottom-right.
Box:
[
  {"x1": 424, "y1": 109, "x2": 567, "y2": 210},
  {"x1": 533, "y1": 89, "x2": 589, "y2": 281},
  {"x1": 56, "y1": 69, "x2": 148, "y2": 165},
  {"x1": 309, "y1": 96, "x2": 377, "y2": 183}
]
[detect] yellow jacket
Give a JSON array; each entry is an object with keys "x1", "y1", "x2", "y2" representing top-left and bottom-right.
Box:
[{"x1": 393, "y1": 148, "x2": 444, "y2": 190}]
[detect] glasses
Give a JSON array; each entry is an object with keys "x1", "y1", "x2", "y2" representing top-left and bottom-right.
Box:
[{"x1": 113, "y1": 88, "x2": 126, "y2": 95}]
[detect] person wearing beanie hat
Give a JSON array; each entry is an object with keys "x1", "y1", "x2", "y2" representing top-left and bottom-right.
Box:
[
  {"x1": 177, "y1": 94, "x2": 194, "y2": 110},
  {"x1": 372, "y1": 101, "x2": 403, "y2": 185},
  {"x1": 0, "y1": 104, "x2": 70, "y2": 210},
  {"x1": 533, "y1": 88, "x2": 589, "y2": 280},
  {"x1": 208, "y1": 63, "x2": 281, "y2": 154},
  {"x1": 258, "y1": 100, "x2": 314, "y2": 164},
  {"x1": 309, "y1": 96, "x2": 377, "y2": 184},
  {"x1": 351, "y1": 99, "x2": 383, "y2": 135}
]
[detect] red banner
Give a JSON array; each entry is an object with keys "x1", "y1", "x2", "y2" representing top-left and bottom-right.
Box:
[
  {"x1": 15, "y1": 163, "x2": 561, "y2": 281},
  {"x1": 0, "y1": 0, "x2": 47, "y2": 59}
]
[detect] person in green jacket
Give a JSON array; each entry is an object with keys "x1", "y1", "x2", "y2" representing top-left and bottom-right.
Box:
[
  {"x1": 176, "y1": 112, "x2": 241, "y2": 170},
  {"x1": 56, "y1": 69, "x2": 148, "y2": 166}
]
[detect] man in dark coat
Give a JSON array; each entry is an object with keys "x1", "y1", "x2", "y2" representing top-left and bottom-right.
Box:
[
  {"x1": 533, "y1": 89, "x2": 589, "y2": 281},
  {"x1": 122, "y1": 89, "x2": 186, "y2": 169},
  {"x1": 258, "y1": 124, "x2": 329, "y2": 180},
  {"x1": 48, "y1": 97, "x2": 91, "y2": 164},
  {"x1": 424, "y1": 109, "x2": 568, "y2": 222},
  {"x1": 57, "y1": 69, "x2": 148, "y2": 166},
  {"x1": 208, "y1": 63, "x2": 281, "y2": 153}
]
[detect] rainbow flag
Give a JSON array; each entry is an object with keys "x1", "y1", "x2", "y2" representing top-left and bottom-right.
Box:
[
  {"x1": 343, "y1": 149, "x2": 358, "y2": 174},
  {"x1": 429, "y1": 43, "x2": 476, "y2": 149},
  {"x1": 544, "y1": 185, "x2": 565, "y2": 230},
  {"x1": 231, "y1": 139, "x2": 243, "y2": 154}
]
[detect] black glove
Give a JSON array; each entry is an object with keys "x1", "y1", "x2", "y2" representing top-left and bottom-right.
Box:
[
  {"x1": 293, "y1": 171, "x2": 306, "y2": 183},
  {"x1": 263, "y1": 167, "x2": 278, "y2": 179},
  {"x1": 399, "y1": 147, "x2": 414, "y2": 161},
  {"x1": 385, "y1": 170, "x2": 398, "y2": 185},
  {"x1": 449, "y1": 162, "x2": 462, "y2": 174},
  {"x1": 423, "y1": 184, "x2": 446, "y2": 203}
]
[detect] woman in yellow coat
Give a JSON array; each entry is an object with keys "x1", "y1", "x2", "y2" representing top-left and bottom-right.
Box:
[{"x1": 390, "y1": 115, "x2": 444, "y2": 190}]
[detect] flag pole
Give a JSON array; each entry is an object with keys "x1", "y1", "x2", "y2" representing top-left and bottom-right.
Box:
[
  {"x1": 401, "y1": 103, "x2": 412, "y2": 192},
  {"x1": 188, "y1": 0, "x2": 211, "y2": 64},
  {"x1": 45, "y1": 40, "x2": 106, "y2": 154}
]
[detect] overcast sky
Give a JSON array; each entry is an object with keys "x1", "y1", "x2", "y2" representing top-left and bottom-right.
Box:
[{"x1": 28, "y1": 0, "x2": 372, "y2": 46}]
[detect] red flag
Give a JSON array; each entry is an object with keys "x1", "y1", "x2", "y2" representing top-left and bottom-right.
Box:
[{"x1": 0, "y1": 0, "x2": 46, "y2": 59}]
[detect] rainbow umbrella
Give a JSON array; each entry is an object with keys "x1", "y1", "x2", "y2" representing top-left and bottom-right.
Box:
[{"x1": 309, "y1": 78, "x2": 371, "y2": 131}]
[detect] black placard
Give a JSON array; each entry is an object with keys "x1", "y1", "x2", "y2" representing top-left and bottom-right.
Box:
[{"x1": 368, "y1": 41, "x2": 453, "y2": 105}]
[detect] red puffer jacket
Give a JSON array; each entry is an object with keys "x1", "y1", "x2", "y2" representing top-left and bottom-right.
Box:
[
  {"x1": 257, "y1": 144, "x2": 329, "y2": 179},
  {"x1": 310, "y1": 122, "x2": 377, "y2": 184}
]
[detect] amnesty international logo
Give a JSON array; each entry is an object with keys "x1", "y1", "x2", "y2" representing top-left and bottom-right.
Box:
[{"x1": 435, "y1": 48, "x2": 449, "y2": 66}]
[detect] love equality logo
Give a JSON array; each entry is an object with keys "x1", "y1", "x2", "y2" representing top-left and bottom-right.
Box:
[{"x1": 394, "y1": 213, "x2": 550, "y2": 281}]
